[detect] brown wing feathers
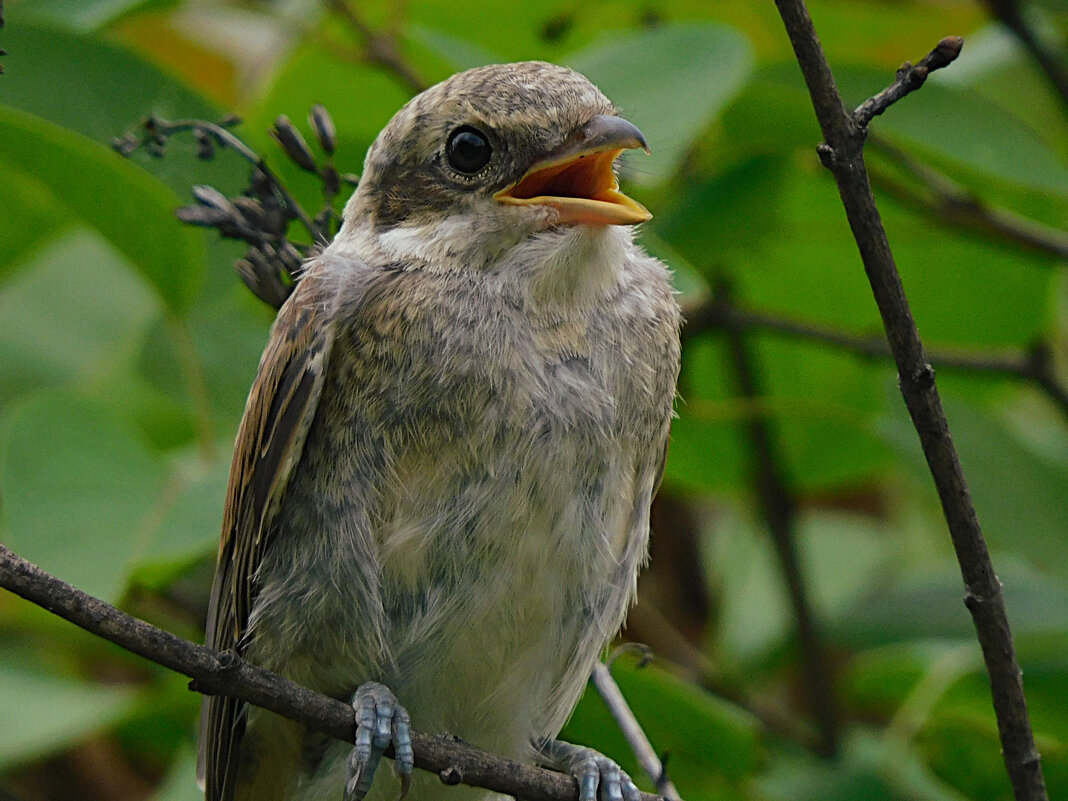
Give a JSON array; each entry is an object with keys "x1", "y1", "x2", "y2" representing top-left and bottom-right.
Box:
[{"x1": 199, "y1": 274, "x2": 336, "y2": 801}]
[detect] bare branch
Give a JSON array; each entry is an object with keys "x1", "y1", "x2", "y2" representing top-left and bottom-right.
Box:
[
  {"x1": 770, "y1": 5, "x2": 1048, "y2": 798},
  {"x1": 0, "y1": 543, "x2": 668, "y2": 801}
]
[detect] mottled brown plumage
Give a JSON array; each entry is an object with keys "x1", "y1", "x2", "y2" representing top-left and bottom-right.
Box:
[{"x1": 201, "y1": 61, "x2": 681, "y2": 801}]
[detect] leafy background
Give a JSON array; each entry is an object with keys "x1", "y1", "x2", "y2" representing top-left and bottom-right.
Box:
[{"x1": 1, "y1": 1, "x2": 1067, "y2": 800}]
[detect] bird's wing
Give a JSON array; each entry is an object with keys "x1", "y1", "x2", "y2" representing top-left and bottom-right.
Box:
[{"x1": 198, "y1": 268, "x2": 338, "y2": 801}]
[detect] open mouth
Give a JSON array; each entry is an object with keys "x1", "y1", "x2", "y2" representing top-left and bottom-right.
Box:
[{"x1": 494, "y1": 147, "x2": 651, "y2": 226}]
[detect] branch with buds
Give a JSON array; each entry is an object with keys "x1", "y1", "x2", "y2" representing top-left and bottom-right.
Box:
[{"x1": 114, "y1": 107, "x2": 357, "y2": 309}]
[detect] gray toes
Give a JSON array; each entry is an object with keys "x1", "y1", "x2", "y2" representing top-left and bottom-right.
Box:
[{"x1": 344, "y1": 682, "x2": 413, "y2": 801}]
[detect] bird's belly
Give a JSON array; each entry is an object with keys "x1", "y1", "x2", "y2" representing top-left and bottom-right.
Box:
[
  {"x1": 242, "y1": 337, "x2": 656, "y2": 800},
  {"x1": 376, "y1": 427, "x2": 637, "y2": 757}
]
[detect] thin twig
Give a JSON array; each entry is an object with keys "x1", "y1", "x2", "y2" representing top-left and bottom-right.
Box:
[
  {"x1": 590, "y1": 662, "x2": 680, "y2": 799},
  {"x1": 0, "y1": 543, "x2": 668, "y2": 801},
  {"x1": 683, "y1": 295, "x2": 1068, "y2": 423},
  {"x1": 716, "y1": 282, "x2": 839, "y2": 758},
  {"x1": 982, "y1": 0, "x2": 1068, "y2": 116},
  {"x1": 854, "y1": 37, "x2": 963, "y2": 127},
  {"x1": 770, "y1": 10, "x2": 1048, "y2": 800},
  {"x1": 323, "y1": 0, "x2": 427, "y2": 94}
]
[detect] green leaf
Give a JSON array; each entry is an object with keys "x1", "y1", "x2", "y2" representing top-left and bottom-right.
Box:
[
  {"x1": 0, "y1": 20, "x2": 247, "y2": 212},
  {"x1": 614, "y1": 660, "x2": 762, "y2": 780},
  {"x1": 940, "y1": 22, "x2": 1068, "y2": 165},
  {"x1": 802, "y1": 512, "x2": 896, "y2": 619},
  {"x1": 89, "y1": 368, "x2": 199, "y2": 452},
  {"x1": 0, "y1": 21, "x2": 216, "y2": 147},
  {"x1": 406, "y1": 24, "x2": 501, "y2": 72},
  {"x1": 0, "y1": 105, "x2": 205, "y2": 312},
  {"x1": 708, "y1": 508, "x2": 894, "y2": 662},
  {"x1": 841, "y1": 642, "x2": 978, "y2": 716},
  {"x1": 0, "y1": 158, "x2": 69, "y2": 282},
  {"x1": 704, "y1": 505, "x2": 792, "y2": 661},
  {"x1": 666, "y1": 335, "x2": 894, "y2": 493},
  {"x1": 881, "y1": 393, "x2": 1068, "y2": 576},
  {"x1": 663, "y1": 340, "x2": 749, "y2": 493},
  {"x1": 405, "y1": 1, "x2": 569, "y2": 63},
  {"x1": 672, "y1": 162, "x2": 1055, "y2": 346},
  {"x1": 922, "y1": 711, "x2": 1017, "y2": 801},
  {"x1": 568, "y1": 23, "x2": 753, "y2": 187},
  {"x1": 0, "y1": 392, "x2": 168, "y2": 603},
  {"x1": 0, "y1": 659, "x2": 138, "y2": 769},
  {"x1": 138, "y1": 450, "x2": 230, "y2": 566},
  {"x1": 759, "y1": 730, "x2": 972, "y2": 801},
  {"x1": 920, "y1": 667, "x2": 1068, "y2": 799},
  {"x1": 18, "y1": 0, "x2": 163, "y2": 33},
  {"x1": 655, "y1": 154, "x2": 791, "y2": 268},
  {"x1": 0, "y1": 229, "x2": 161, "y2": 407}
]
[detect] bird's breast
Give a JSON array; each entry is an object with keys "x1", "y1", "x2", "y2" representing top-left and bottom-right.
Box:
[{"x1": 253, "y1": 252, "x2": 676, "y2": 756}]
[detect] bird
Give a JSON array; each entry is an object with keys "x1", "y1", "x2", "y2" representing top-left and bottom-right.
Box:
[{"x1": 199, "y1": 60, "x2": 681, "y2": 801}]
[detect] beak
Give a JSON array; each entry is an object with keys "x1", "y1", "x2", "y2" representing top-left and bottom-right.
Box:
[{"x1": 493, "y1": 115, "x2": 652, "y2": 226}]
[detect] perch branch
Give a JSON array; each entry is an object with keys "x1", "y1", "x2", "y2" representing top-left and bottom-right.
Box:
[
  {"x1": 0, "y1": 543, "x2": 667, "y2": 801},
  {"x1": 853, "y1": 37, "x2": 963, "y2": 126},
  {"x1": 770, "y1": 8, "x2": 1048, "y2": 799}
]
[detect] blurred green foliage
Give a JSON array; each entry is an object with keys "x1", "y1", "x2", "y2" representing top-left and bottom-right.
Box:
[{"x1": 0, "y1": 1, "x2": 1066, "y2": 800}]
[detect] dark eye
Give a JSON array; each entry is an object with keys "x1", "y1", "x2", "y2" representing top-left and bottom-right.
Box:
[{"x1": 446, "y1": 125, "x2": 492, "y2": 174}]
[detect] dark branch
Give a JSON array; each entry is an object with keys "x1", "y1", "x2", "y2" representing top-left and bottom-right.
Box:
[
  {"x1": 716, "y1": 281, "x2": 839, "y2": 758},
  {"x1": 853, "y1": 37, "x2": 963, "y2": 127},
  {"x1": 0, "y1": 543, "x2": 667, "y2": 801},
  {"x1": 771, "y1": 6, "x2": 1048, "y2": 799}
]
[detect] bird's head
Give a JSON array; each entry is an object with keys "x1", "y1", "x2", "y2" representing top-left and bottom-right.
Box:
[{"x1": 336, "y1": 61, "x2": 651, "y2": 272}]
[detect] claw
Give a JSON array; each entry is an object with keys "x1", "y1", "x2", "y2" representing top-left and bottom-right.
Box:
[
  {"x1": 345, "y1": 682, "x2": 414, "y2": 801},
  {"x1": 536, "y1": 740, "x2": 641, "y2": 801}
]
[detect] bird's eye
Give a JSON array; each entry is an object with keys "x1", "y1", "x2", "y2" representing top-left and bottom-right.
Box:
[{"x1": 446, "y1": 125, "x2": 492, "y2": 174}]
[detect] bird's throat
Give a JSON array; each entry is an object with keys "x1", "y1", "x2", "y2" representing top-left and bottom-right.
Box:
[{"x1": 509, "y1": 225, "x2": 632, "y2": 314}]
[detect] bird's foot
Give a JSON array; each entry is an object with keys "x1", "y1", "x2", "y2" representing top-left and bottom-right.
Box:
[
  {"x1": 345, "y1": 682, "x2": 414, "y2": 801},
  {"x1": 535, "y1": 739, "x2": 641, "y2": 801}
]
